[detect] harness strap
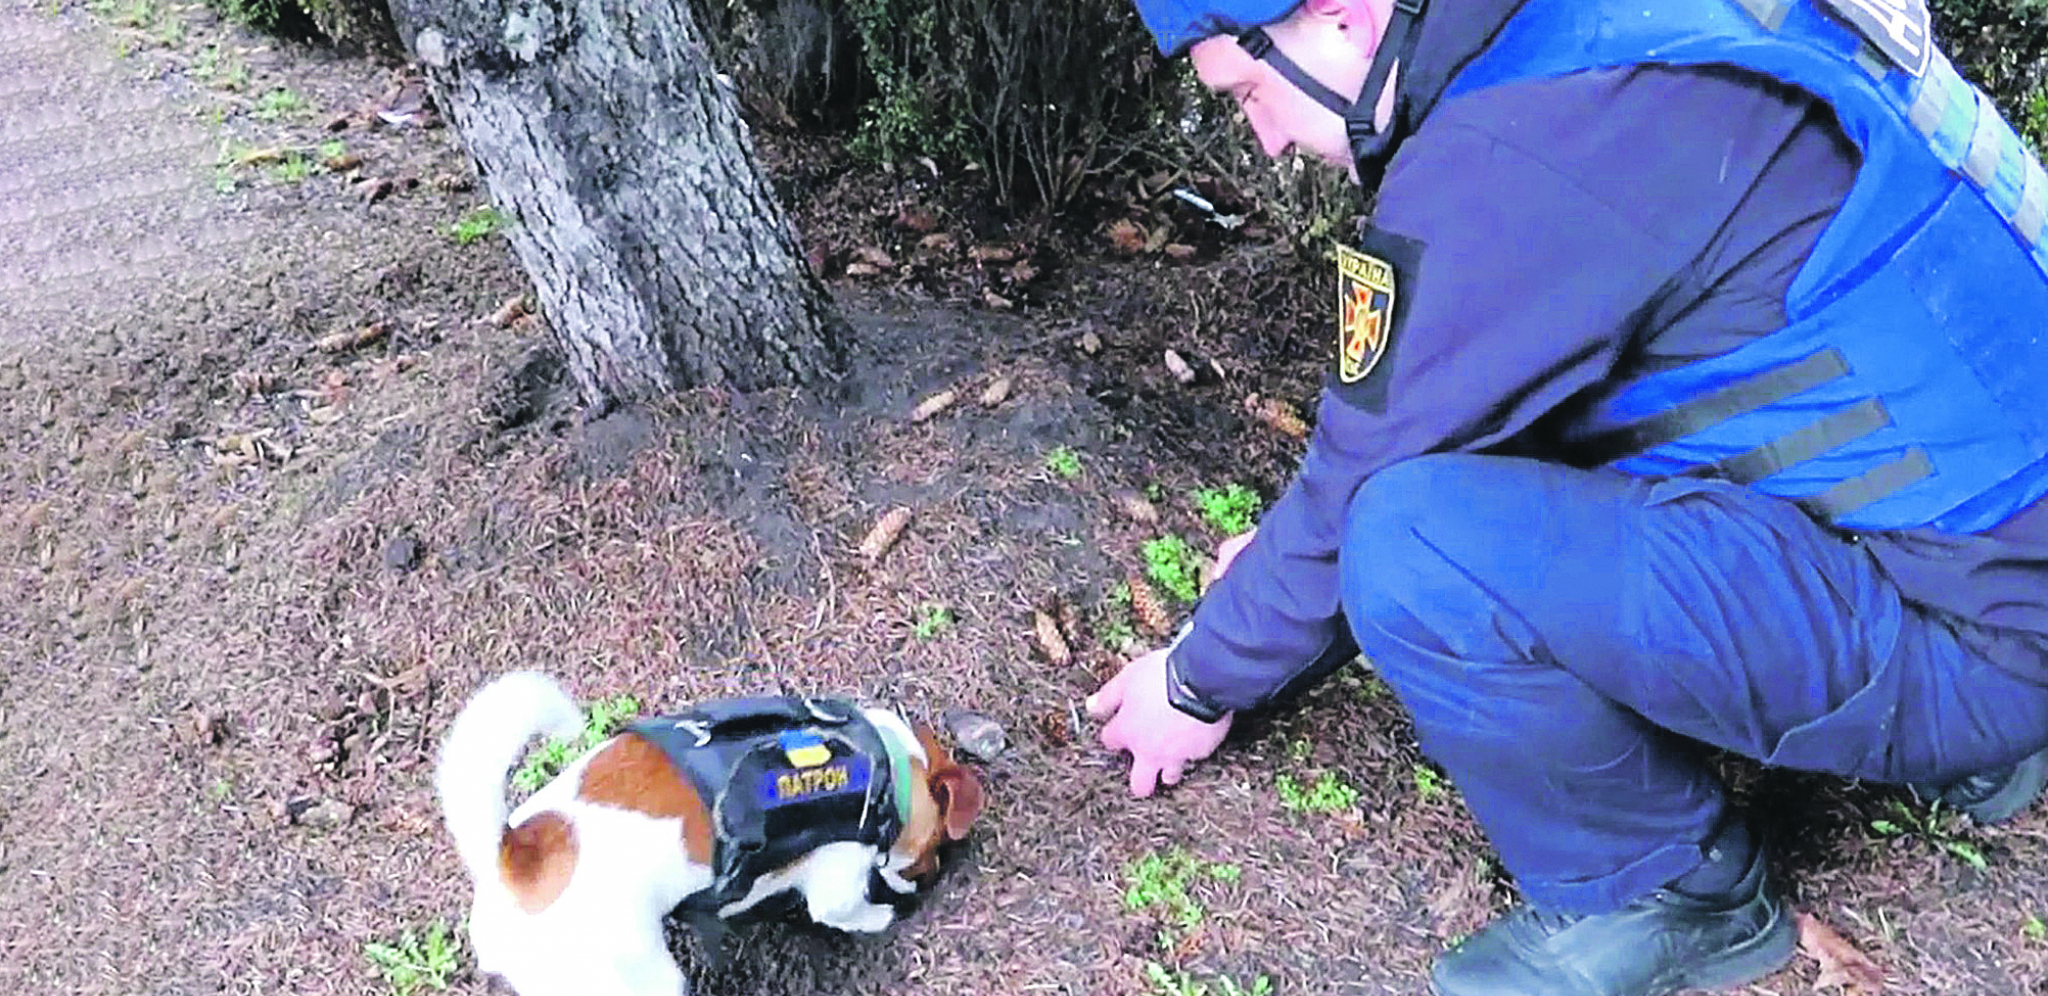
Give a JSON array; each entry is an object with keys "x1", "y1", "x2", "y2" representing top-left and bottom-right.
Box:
[
  {"x1": 1800, "y1": 447, "x2": 1935, "y2": 520},
  {"x1": 1572, "y1": 349, "x2": 1851, "y2": 466},
  {"x1": 1234, "y1": 0, "x2": 1427, "y2": 165}
]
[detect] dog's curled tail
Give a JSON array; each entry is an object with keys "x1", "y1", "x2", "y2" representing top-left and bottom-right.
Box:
[{"x1": 436, "y1": 671, "x2": 585, "y2": 886}]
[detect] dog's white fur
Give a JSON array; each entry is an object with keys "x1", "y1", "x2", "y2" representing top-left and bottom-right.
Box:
[{"x1": 438, "y1": 671, "x2": 967, "y2": 996}]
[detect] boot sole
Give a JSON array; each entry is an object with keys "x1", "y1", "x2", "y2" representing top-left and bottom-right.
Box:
[
  {"x1": 1664, "y1": 896, "x2": 1799, "y2": 993},
  {"x1": 1964, "y1": 748, "x2": 2048, "y2": 825}
]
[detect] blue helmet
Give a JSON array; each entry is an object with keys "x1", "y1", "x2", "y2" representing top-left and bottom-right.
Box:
[{"x1": 1131, "y1": 0, "x2": 1301, "y2": 55}]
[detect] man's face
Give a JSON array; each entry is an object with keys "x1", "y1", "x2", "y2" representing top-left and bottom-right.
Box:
[{"x1": 1188, "y1": 6, "x2": 1380, "y2": 182}]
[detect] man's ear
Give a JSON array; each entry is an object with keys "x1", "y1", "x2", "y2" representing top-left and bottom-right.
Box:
[{"x1": 930, "y1": 765, "x2": 985, "y2": 841}]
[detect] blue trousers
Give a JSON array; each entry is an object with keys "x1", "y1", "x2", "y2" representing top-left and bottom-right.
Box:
[{"x1": 1337, "y1": 455, "x2": 2048, "y2": 914}]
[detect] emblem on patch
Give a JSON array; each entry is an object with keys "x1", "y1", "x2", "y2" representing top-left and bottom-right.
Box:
[{"x1": 1336, "y1": 244, "x2": 1396, "y2": 384}]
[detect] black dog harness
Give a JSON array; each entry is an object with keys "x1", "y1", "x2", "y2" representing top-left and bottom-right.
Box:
[{"x1": 625, "y1": 695, "x2": 914, "y2": 940}]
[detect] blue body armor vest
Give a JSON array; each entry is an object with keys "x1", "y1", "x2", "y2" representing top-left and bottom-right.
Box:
[{"x1": 1446, "y1": 0, "x2": 2048, "y2": 532}]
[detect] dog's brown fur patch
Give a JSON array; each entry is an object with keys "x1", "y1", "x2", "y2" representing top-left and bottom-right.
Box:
[
  {"x1": 578, "y1": 733, "x2": 714, "y2": 865},
  {"x1": 499, "y1": 811, "x2": 578, "y2": 913}
]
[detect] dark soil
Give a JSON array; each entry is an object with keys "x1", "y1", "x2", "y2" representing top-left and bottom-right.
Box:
[{"x1": 5, "y1": 3, "x2": 2048, "y2": 995}]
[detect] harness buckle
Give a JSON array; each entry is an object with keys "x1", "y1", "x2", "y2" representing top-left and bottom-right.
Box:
[
  {"x1": 1235, "y1": 26, "x2": 1274, "y2": 59},
  {"x1": 802, "y1": 697, "x2": 853, "y2": 724},
  {"x1": 674, "y1": 718, "x2": 713, "y2": 747}
]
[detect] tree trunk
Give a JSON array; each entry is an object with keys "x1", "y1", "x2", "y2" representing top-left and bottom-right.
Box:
[{"x1": 386, "y1": 0, "x2": 843, "y2": 406}]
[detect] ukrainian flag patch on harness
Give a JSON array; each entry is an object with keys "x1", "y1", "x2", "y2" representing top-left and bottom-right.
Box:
[{"x1": 1337, "y1": 243, "x2": 1396, "y2": 384}]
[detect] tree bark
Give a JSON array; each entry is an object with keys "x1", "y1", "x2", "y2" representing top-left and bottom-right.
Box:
[{"x1": 386, "y1": 0, "x2": 843, "y2": 406}]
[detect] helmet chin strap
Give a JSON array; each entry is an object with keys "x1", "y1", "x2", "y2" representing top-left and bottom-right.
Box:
[{"x1": 1236, "y1": 0, "x2": 1427, "y2": 165}]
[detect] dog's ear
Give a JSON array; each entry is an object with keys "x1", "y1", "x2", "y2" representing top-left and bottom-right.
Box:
[
  {"x1": 913, "y1": 724, "x2": 986, "y2": 841},
  {"x1": 931, "y1": 765, "x2": 984, "y2": 841}
]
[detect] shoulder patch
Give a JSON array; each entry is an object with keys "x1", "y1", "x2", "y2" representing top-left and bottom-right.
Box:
[
  {"x1": 1328, "y1": 226, "x2": 1424, "y2": 413},
  {"x1": 1336, "y1": 244, "x2": 1396, "y2": 384}
]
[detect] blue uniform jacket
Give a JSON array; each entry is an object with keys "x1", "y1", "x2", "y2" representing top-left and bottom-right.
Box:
[{"x1": 1170, "y1": 0, "x2": 2048, "y2": 712}]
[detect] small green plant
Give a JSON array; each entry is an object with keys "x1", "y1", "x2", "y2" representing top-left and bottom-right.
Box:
[
  {"x1": 1191, "y1": 483, "x2": 1261, "y2": 535},
  {"x1": 318, "y1": 138, "x2": 348, "y2": 161},
  {"x1": 1275, "y1": 771, "x2": 1360, "y2": 814},
  {"x1": 1413, "y1": 763, "x2": 1447, "y2": 801},
  {"x1": 1097, "y1": 582, "x2": 1137, "y2": 650},
  {"x1": 364, "y1": 921, "x2": 458, "y2": 996},
  {"x1": 193, "y1": 44, "x2": 221, "y2": 80},
  {"x1": 449, "y1": 207, "x2": 506, "y2": 245},
  {"x1": 2026, "y1": 914, "x2": 2047, "y2": 943},
  {"x1": 1143, "y1": 534, "x2": 1202, "y2": 603},
  {"x1": 271, "y1": 151, "x2": 312, "y2": 183},
  {"x1": 1143, "y1": 962, "x2": 1275, "y2": 996},
  {"x1": 912, "y1": 602, "x2": 953, "y2": 638},
  {"x1": 112, "y1": 0, "x2": 156, "y2": 29},
  {"x1": 1870, "y1": 797, "x2": 1988, "y2": 871},
  {"x1": 1123, "y1": 847, "x2": 1242, "y2": 939},
  {"x1": 1044, "y1": 446, "x2": 1083, "y2": 479},
  {"x1": 210, "y1": 778, "x2": 234, "y2": 802},
  {"x1": 253, "y1": 87, "x2": 305, "y2": 121},
  {"x1": 512, "y1": 694, "x2": 641, "y2": 791},
  {"x1": 2025, "y1": 87, "x2": 2048, "y2": 156}
]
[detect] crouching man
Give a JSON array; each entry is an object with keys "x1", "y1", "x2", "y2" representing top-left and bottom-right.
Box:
[{"x1": 1087, "y1": 1, "x2": 2048, "y2": 993}]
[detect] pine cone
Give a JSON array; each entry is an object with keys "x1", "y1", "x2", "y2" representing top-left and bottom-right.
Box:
[
  {"x1": 857, "y1": 506, "x2": 912, "y2": 560},
  {"x1": 1033, "y1": 609, "x2": 1072, "y2": 664},
  {"x1": 1113, "y1": 491, "x2": 1161, "y2": 525},
  {"x1": 1244, "y1": 393, "x2": 1310, "y2": 439},
  {"x1": 1129, "y1": 572, "x2": 1173, "y2": 636},
  {"x1": 910, "y1": 389, "x2": 959, "y2": 423}
]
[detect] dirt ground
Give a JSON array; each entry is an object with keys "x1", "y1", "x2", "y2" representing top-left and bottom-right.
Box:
[{"x1": 8, "y1": 3, "x2": 2048, "y2": 995}]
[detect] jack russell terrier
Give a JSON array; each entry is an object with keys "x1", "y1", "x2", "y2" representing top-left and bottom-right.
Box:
[{"x1": 436, "y1": 671, "x2": 986, "y2": 996}]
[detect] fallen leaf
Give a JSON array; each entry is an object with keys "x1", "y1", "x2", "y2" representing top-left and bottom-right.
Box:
[
  {"x1": 919, "y1": 232, "x2": 957, "y2": 252},
  {"x1": 1106, "y1": 218, "x2": 1146, "y2": 254},
  {"x1": 968, "y1": 244, "x2": 1016, "y2": 263},
  {"x1": 357, "y1": 177, "x2": 395, "y2": 204},
  {"x1": 896, "y1": 205, "x2": 940, "y2": 232},
  {"x1": 978, "y1": 376, "x2": 1013, "y2": 407},
  {"x1": 1078, "y1": 331, "x2": 1102, "y2": 355},
  {"x1": 853, "y1": 246, "x2": 895, "y2": 269},
  {"x1": 485, "y1": 295, "x2": 530, "y2": 328},
  {"x1": 1163, "y1": 243, "x2": 1197, "y2": 259},
  {"x1": 844, "y1": 261, "x2": 883, "y2": 278},
  {"x1": 1796, "y1": 910, "x2": 1884, "y2": 993},
  {"x1": 234, "y1": 146, "x2": 290, "y2": 167},
  {"x1": 981, "y1": 289, "x2": 1015, "y2": 311},
  {"x1": 322, "y1": 152, "x2": 363, "y2": 173},
  {"x1": 1163, "y1": 348, "x2": 1196, "y2": 384},
  {"x1": 1143, "y1": 222, "x2": 1173, "y2": 253}
]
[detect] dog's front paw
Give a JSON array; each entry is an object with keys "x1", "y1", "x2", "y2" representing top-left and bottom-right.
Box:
[{"x1": 820, "y1": 901, "x2": 898, "y2": 934}]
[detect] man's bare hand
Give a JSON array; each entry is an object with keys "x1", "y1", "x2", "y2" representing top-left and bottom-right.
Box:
[{"x1": 1086, "y1": 647, "x2": 1233, "y2": 798}]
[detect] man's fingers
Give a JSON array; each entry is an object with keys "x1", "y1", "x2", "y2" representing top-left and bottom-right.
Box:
[
  {"x1": 1128, "y1": 757, "x2": 1161, "y2": 798},
  {"x1": 1098, "y1": 712, "x2": 1128, "y2": 752},
  {"x1": 1085, "y1": 662, "x2": 1130, "y2": 719}
]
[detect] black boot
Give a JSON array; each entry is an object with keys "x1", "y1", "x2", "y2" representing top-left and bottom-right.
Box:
[
  {"x1": 1431, "y1": 844, "x2": 1795, "y2": 996},
  {"x1": 1917, "y1": 746, "x2": 2048, "y2": 825}
]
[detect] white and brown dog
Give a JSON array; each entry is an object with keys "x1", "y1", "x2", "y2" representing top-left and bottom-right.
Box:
[{"x1": 436, "y1": 671, "x2": 985, "y2": 996}]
